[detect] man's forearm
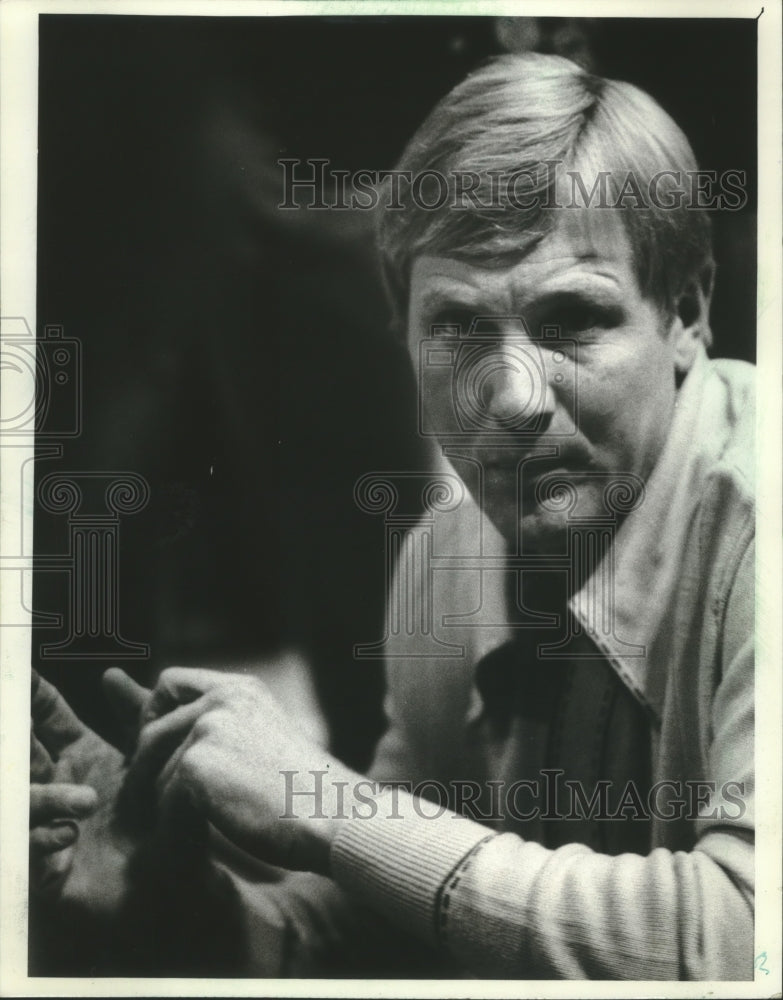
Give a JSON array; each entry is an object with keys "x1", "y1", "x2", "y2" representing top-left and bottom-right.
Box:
[{"x1": 322, "y1": 787, "x2": 753, "y2": 980}]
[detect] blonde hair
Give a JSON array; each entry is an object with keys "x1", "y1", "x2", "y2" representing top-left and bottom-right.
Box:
[{"x1": 378, "y1": 54, "x2": 713, "y2": 341}]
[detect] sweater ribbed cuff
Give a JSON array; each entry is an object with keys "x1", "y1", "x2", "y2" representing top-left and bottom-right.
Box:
[{"x1": 329, "y1": 790, "x2": 495, "y2": 945}]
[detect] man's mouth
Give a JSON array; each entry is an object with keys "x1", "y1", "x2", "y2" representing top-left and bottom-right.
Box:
[
  {"x1": 481, "y1": 452, "x2": 579, "y2": 475},
  {"x1": 478, "y1": 452, "x2": 591, "y2": 503}
]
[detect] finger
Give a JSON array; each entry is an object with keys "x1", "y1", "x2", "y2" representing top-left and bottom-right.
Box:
[
  {"x1": 102, "y1": 667, "x2": 151, "y2": 720},
  {"x1": 157, "y1": 734, "x2": 193, "y2": 805},
  {"x1": 134, "y1": 698, "x2": 209, "y2": 775},
  {"x1": 31, "y1": 672, "x2": 87, "y2": 760},
  {"x1": 156, "y1": 742, "x2": 211, "y2": 852},
  {"x1": 143, "y1": 667, "x2": 229, "y2": 724},
  {"x1": 30, "y1": 844, "x2": 75, "y2": 898},
  {"x1": 102, "y1": 667, "x2": 152, "y2": 753},
  {"x1": 30, "y1": 783, "x2": 99, "y2": 825},
  {"x1": 30, "y1": 820, "x2": 79, "y2": 855},
  {"x1": 30, "y1": 732, "x2": 55, "y2": 783},
  {"x1": 115, "y1": 699, "x2": 207, "y2": 829}
]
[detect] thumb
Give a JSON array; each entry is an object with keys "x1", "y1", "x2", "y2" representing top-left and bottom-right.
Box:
[
  {"x1": 102, "y1": 667, "x2": 151, "y2": 754},
  {"x1": 31, "y1": 671, "x2": 87, "y2": 759}
]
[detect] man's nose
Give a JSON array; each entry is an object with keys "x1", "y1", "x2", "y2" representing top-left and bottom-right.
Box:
[{"x1": 481, "y1": 344, "x2": 555, "y2": 429}]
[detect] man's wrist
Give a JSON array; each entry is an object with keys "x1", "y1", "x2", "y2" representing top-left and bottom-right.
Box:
[
  {"x1": 281, "y1": 765, "x2": 366, "y2": 875},
  {"x1": 327, "y1": 786, "x2": 495, "y2": 943}
]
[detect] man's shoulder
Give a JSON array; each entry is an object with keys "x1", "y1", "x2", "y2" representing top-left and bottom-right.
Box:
[
  {"x1": 699, "y1": 357, "x2": 755, "y2": 513},
  {"x1": 683, "y1": 358, "x2": 755, "y2": 613}
]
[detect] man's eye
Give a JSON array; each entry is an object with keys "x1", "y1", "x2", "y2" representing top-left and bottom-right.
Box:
[
  {"x1": 557, "y1": 306, "x2": 602, "y2": 333},
  {"x1": 429, "y1": 309, "x2": 478, "y2": 333}
]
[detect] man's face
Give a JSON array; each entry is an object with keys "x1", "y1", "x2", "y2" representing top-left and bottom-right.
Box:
[{"x1": 408, "y1": 209, "x2": 684, "y2": 553}]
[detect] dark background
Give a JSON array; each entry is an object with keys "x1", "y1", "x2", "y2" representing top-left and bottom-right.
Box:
[{"x1": 34, "y1": 15, "x2": 757, "y2": 769}]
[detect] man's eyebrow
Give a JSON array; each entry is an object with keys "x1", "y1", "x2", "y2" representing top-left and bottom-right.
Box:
[
  {"x1": 528, "y1": 286, "x2": 625, "y2": 313},
  {"x1": 416, "y1": 282, "x2": 624, "y2": 322},
  {"x1": 415, "y1": 287, "x2": 487, "y2": 317}
]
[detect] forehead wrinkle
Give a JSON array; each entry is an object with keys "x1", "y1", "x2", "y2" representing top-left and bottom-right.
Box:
[
  {"x1": 414, "y1": 251, "x2": 627, "y2": 322},
  {"x1": 411, "y1": 206, "x2": 638, "y2": 318},
  {"x1": 412, "y1": 267, "x2": 506, "y2": 316}
]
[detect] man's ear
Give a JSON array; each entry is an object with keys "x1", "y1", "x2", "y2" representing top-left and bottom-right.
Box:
[{"x1": 669, "y1": 260, "x2": 715, "y2": 376}]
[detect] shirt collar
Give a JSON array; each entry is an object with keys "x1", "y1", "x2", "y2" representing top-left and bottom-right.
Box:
[
  {"x1": 566, "y1": 347, "x2": 713, "y2": 717},
  {"x1": 457, "y1": 346, "x2": 736, "y2": 726}
]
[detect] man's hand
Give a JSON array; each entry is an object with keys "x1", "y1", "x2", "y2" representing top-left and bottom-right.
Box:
[
  {"x1": 118, "y1": 667, "x2": 359, "y2": 876},
  {"x1": 30, "y1": 670, "x2": 148, "y2": 909},
  {"x1": 30, "y1": 670, "x2": 254, "y2": 974},
  {"x1": 29, "y1": 731, "x2": 98, "y2": 897}
]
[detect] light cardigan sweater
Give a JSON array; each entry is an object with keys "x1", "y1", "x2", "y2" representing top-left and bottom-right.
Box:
[{"x1": 231, "y1": 348, "x2": 755, "y2": 979}]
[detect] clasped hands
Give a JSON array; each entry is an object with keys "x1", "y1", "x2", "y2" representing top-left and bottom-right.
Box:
[{"x1": 31, "y1": 666, "x2": 360, "y2": 907}]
